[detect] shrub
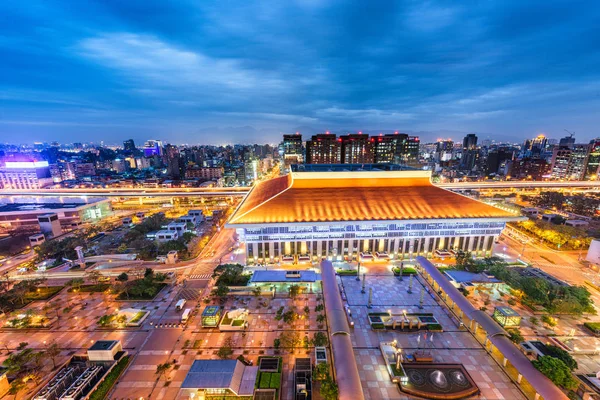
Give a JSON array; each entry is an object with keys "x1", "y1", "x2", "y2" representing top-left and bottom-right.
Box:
[
  {"x1": 584, "y1": 322, "x2": 600, "y2": 334},
  {"x1": 259, "y1": 372, "x2": 271, "y2": 389}
]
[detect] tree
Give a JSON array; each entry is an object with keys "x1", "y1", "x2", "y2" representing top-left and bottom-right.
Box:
[
  {"x1": 213, "y1": 283, "x2": 230, "y2": 299},
  {"x1": 507, "y1": 329, "x2": 524, "y2": 344},
  {"x1": 542, "y1": 315, "x2": 557, "y2": 327},
  {"x1": 545, "y1": 345, "x2": 578, "y2": 371},
  {"x1": 8, "y1": 379, "x2": 26, "y2": 399},
  {"x1": 282, "y1": 310, "x2": 297, "y2": 325},
  {"x1": 317, "y1": 314, "x2": 326, "y2": 324},
  {"x1": 312, "y1": 331, "x2": 328, "y2": 347},
  {"x1": 252, "y1": 286, "x2": 262, "y2": 297},
  {"x1": 155, "y1": 362, "x2": 173, "y2": 380},
  {"x1": 217, "y1": 338, "x2": 234, "y2": 359},
  {"x1": 116, "y1": 272, "x2": 129, "y2": 283},
  {"x1": 68, "y1": 278, "x2": 84, "y2": 292},
  {"x1": 45, "y1": 342, "x2": 61, "y2": 369},
  {"x1": 289, "y1": 284, "x2": 300, "y2": 299},
  {"x1": 278, "y1": 331, "x2": 301, "y2": 353},
  {"x1": 320, "y1": 376, "x2": 339, "y2": 400},
  {"x1": 533, "y1": 356, "x2": 578, "y2": 390},
  {"x1": 86, "y1": 270, "x2": 102, "y2": 285},
  {"x1": 313, "y1": 363, "x2": 330, "y2": 381}
]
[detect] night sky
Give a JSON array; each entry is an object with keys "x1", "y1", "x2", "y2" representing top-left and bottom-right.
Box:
[{"x1": 1, "y1": 0, "x2": 600, "y2": 145}]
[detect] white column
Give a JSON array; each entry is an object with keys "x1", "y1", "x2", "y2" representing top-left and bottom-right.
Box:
[
  {"x1": 409, "y1": 239, "x2": 415, "y2": 260},
  {"x1": 468, "y1": 236, "x2": 476, "y2": 252},
  {"x1": 317, "y1": 241, "x2": 323, "y2": 258},
  {"x1": 423, "y1": 237, "x2": 431, "y2": 257},
  {"x1": 269, "y1": 242, "x2": 274, "y2": 260},
  {"x1": 393, "y1": 238, "x2": 400, "y2": 255}
]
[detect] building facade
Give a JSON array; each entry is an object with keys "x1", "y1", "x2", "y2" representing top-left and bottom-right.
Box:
[
  {"x1": 227, "y1": 171, "x2": 519, "y2": 264},
  {"x1": 550, "y1": 144, "x2": 590, "y2": 180},
  {"x1": 0, "y1": 161, "x2": 53, "y2": 189},
  {"x1": 340, "y1": 134, "x2": 373, "y2": 164},
  {"x1": 305, "y1": 134, "x2": 341, "y2": 164}
]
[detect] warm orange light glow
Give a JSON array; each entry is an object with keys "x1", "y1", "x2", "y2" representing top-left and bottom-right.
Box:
[{"x1": 229, "y1": 172, "x2": 515, "y2": 225}]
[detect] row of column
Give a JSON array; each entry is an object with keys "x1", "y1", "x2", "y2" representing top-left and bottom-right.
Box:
[{"x1": 246, "y1": 234, "x2": 496, "y2": 263}]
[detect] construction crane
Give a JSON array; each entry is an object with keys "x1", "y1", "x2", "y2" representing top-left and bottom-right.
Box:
[{"x1": 564, "y1": 129, "x2": 575, "y2": 137}]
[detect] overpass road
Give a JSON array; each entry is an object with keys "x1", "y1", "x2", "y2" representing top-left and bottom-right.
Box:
[{"x1": 3, "y1": 180, "x2": 600, "y2": 198}]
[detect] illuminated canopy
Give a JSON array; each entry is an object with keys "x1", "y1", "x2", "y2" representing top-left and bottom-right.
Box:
[{"x1": 228, "y1": 171, "x2": 516, "y2": 225}]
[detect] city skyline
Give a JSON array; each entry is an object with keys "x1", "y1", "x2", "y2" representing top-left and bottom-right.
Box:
[{"x1": 2, "y1": 1, "x2": 600, "y2": 144}]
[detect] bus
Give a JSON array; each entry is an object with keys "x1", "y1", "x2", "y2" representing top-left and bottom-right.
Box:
[
  {"x1": 181, "y1": 308, "x2": 191, "y2": 323},
  {"x1": 176, "y1": 299, "x2": 186, "y2": 311}
]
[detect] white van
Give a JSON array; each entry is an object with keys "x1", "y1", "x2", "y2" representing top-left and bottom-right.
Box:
[
  {"x1": 181, "y1": 308, "x2": 191, "y2": 323},
  {"x1": 176, "y1": 299, "x2": 186, "y2": 311}
]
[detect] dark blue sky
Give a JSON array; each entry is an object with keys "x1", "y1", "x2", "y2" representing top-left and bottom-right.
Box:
[{"x1": 1, "y1": 0, "x2": 600, "y2": 145}]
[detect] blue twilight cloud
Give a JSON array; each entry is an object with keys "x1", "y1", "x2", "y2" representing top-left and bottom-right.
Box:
[{"x1": 0, "y1": 0, "x2": 599, "y2": 145}]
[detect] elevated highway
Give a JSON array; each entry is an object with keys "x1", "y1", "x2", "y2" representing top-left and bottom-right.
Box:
[{"x1": 2, "y1": 180, "x2": 599, "y2": 198}]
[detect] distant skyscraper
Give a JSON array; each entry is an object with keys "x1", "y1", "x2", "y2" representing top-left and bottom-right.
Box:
[
  {"x1": 123, "y1": 139, "x2": 136, "y2": 153},
  {"x1": 305, "y1": 133, "x2": 341, "y2": 164},
  {"x1": 461, "y1": 134, "x2": 478, "y2": 171},
  {"x1": 585, "y1": 139, "x2": 600, "y2": 179},
  {"x1": 0, "y1": 160, "x2": 53, "y2": 189},
  {"x1": 143, "y1": 140, "x2": 163, "y2": 157},
  {"x1": 436, "y1": 140, "x2": 454, "y2": 162},
  {"x1": 282, "y1": 134, "x2": 303, "y2": 167},
  {"x1": 340, "y1": 134, "x2": 373, "y2": 164},
  {"x1": 463, "y1": 134, "x2": 478, "y2": 150},
  {"x1": 559, "y1": 135, "x2": 575, "y2": 149},
  {"x1": 523, "y1": 134, "x2": 547, "y2": 157},
  {"x1": 373, "y1": 133, "x2": 408, "y2": 163},
  {"x1": 550, "y1": 144, "x2": 590, "y2": 180},
  {"x1": 403, "y1": 136, "x2": 420, "y2": 161}
]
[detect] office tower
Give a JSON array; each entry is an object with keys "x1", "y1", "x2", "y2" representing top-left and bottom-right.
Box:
[
  {"x1": 305, "y1": 133, "x2": 341, "y2": 164},
  {"x1": 123, "y1": 139, "x2": 136, "y2": 153},
  {"x1": 340, "y1": 134, "x2": 373, "y2": 164},
  {"x1": 0, "y1": 160, "x2": 53, "y2": 189}
]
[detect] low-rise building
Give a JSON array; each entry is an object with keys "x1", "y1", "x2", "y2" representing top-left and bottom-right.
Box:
[
  {"x1": 180, "y1": 359, "x2": 257, "y2": 398},
  {"x1": 155, "y1": 229, "x2": 178, "y2": 242}
]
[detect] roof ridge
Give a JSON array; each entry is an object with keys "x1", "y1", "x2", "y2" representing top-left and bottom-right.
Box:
[{"x1": 229, "y1": 175, "x2": 293, "y2": 224}]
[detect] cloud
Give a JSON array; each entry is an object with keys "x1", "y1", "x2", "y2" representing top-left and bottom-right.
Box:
[{"x1": 77, "y1": 33, "x2": 288, "y2": 92}]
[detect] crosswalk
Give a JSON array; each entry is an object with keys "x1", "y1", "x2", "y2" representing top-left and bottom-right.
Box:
[
  {"x1": 188, "y1": 273, "x2": 212, "y2": 280},
  {"x1": 178, "y1": 288, "x2": 201, "y2": 300}
]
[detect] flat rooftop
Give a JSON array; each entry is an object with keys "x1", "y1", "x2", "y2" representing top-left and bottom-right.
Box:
[
  {"x1": 228, "y1": 171, "x2": 517, "y2": 225},
  {"x1": 0, "y1": 198, "x2": 106, "y2": 214},
  {"x1": 250, "y1": 270, "x2": 320, "y2": 283},
  {"x1": 88, "y1": 340, "x2": 119, "y2": 351}
]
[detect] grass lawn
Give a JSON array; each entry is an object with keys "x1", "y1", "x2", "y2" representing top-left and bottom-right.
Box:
[
  {"x1": 392, "y1": 267, "x2": 417, "y2": 276},
  {"x1": 24, "y1": 286, "x2": 64, "y2": 301},
  {"x1": 129, "y1": 311, "x2": 148, "y2": 324},
  {"x1": 68, "y1": 283, "x2": 111, "y2": 293},
  {"x1": 89, "y1": 355, "x2": 130, "y2": 400},
  {"x1": 336, "y1": 269, "x2": 358, "y2": 276},
  {"x1": 116, "y1": 283, "x2": 167, "y2": 300}
]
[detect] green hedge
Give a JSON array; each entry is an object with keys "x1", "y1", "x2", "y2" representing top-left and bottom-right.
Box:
[
  {"x1": 336, "y1": 269, "x2": 358, "y2": 276},
  {"x1": 371, "y1": 323, "x2": 385, "y2": 330},
  {"x1": 89, "y1": 355, "x2": 130, "y2": 400},
  {"x1": 392, "y1": 267, "x2": 417, "y2": 276},
  {"x1": 427, "y1": 323, "x2": 443, "y2": 331},
  {"x1": 585, "y1": 322, "x2": 600, "y2": 334}
]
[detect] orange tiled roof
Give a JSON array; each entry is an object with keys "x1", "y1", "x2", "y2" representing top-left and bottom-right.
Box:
[{"x1": 228, "y1": 172, "x2": 515, "y2": 225}]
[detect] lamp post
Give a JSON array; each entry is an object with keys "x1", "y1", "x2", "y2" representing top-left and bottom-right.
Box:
[
  {"x1": 356, "y1": 261, "x2": 361, "y2": 281},
  {"x1": 419, "y1": 288, "x2": 424, "y2": 309},
  {"x1": 408, "y1": 274, "x2": 413, "y2": 294},
  {"x1": 361, "y1": 273, "x2": 366, "y2": 294},
  {"x1": 399, "y1": 262, "x2": 404, "y2": 281},
  {"x1": 367, "y1": 287, "x2": 373, "y2": 309}
]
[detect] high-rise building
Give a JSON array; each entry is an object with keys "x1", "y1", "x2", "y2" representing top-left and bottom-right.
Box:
[
  {"x1": 585, "y1": 139, "x2": 600, "y2": 179},
  {"x1": 463, "y1": 134, "x2": 478, "y2": 150},
  {"x1": 559, "y1": 135, "x2": 575, "y2": 149},
  {"x1": 403, "y1": 136, "x2": 420, "y2": 161},
  {"x1": 436, "y1": 140, "x2": 454, "y2": 162},
  {"x1": 340, "y1": 134, "x2": 373, "y2": 164},
  {"x1": 523, "y1": 134, "x2": 547, "y2": 157},
  {"x1": 461, "y1": 134, "x2": 479, "y2": 171},
  {"x1": 282, "y1": 134, "x2": 303, "y2": 166},
  {"x1": 373, "y1": 133, "x2": 408, "y2": 163},
  {"x1": 0, "y1": 160, "x2": 53, "y2": 189},
  {"x1": 123, "y1": 139, "x2": 136, "y2": 153},
  {"x1": 509, "y1": 158, "x2": 550, "y2": 180},
  {"x1": 550, "y1": 144, "x2": 590, "y2": 180},
  {"x1": 143, "y1": 140, "x2": 163, "y2": 157},
  {"x1": 305, "y1": 133, "x2": 341, "y2": 164}
]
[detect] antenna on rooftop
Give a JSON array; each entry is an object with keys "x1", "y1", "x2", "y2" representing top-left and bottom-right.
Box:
[{"x1": 564, "y1": 129, "x2": 575, "y2": 138}]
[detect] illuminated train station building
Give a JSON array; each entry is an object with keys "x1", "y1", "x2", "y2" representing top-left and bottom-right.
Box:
[{"x1": 227, "y1": 171, "x2": 520, "y2": 264}]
